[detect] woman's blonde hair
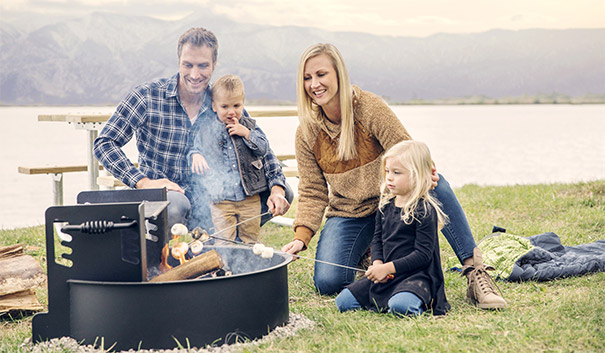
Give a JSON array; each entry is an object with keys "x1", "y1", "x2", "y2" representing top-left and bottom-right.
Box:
[
  {"x1": 296, "y1": 43, "x2": 357, "y2": 160},
  {"x1": 378, "y1": 140, "x2": 449, "y2": 229}
]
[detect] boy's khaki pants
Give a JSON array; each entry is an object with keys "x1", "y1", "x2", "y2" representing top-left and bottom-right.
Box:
[{"x1": 210, "y1": 194, "x2": 261, "y2": 245}]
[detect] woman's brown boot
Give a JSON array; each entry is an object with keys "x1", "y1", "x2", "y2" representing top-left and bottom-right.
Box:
[{"x1": 461, "y1": 247, "x2": 508, "y2": 309}]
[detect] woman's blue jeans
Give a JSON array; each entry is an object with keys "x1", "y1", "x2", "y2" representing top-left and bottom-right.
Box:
[
  {"x1": 335, "y1": 288, "x2": 424, "y2": 316},
  {"x1": 432, "y1": 174, "x2": 477, "y2": 263},
  {"x1": 313, "y1": 174, "x2": 476, "y2": 295}
]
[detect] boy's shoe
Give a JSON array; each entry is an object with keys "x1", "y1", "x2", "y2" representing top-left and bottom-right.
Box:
[{"x1": 462, "y1": 247, "x2": 508, "y2": 309}]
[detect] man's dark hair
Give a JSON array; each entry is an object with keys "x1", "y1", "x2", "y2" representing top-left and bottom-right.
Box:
[{"x1": 177, "y1": 27, "x2": 219, "y2": 64}]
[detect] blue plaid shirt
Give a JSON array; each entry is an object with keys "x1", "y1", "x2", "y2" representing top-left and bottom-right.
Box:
[
  {"x1": 94, "y1": 73, "x2": 214, "y2": 189},
  {"x1": 94, "y1": 73, "x2": 287, "y2": 193}
]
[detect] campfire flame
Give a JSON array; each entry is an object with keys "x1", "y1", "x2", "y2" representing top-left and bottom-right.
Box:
[
  {"x1": 160, "y1": 243, "x2": 172, "y2": 272},
  {"x1": 160, "y1": 235, "x2": 190, "y2": 272},
  {"x1": 171, "y1": 242, "x2": 189, "y2": 265}
]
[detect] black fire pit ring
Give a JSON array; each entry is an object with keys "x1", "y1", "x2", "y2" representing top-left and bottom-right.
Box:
[
  {"x1": 69, "y1": 246, "x2": 292, "y2": 351},
  {"x1": 31, "y1": 193, "x2": 293, "y2": 352}
]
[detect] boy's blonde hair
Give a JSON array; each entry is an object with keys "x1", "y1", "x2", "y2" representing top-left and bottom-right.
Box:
[
  {"x1": 296, "y1": 43, "x2": 357, "y2": 160},
  {"x1": 379, "y1": 140, "x2": 449, "y2": 229},
  {"x1": 211, "y1": 74, "x2": 245, "y2": 100}
]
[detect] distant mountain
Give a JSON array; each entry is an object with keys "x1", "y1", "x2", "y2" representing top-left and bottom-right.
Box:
[{"x1": 1, "y1": 11, "x2": 604, "y2": 105}]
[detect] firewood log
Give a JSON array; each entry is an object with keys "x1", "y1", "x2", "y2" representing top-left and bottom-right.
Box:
[
  {"x1": 150, "y1": 250, "x2": 223, "y2": 283},
  {"x1": 0, "y1": 244, "x2": 45, "y2": 317},
  {"x1": 0, "y1": 289, "x2": 44, "y2": 316},
  {"x1": 0, "y1": 251, "x2": 45, "y2": 296},
  {"x1": 0, "y1": 244, "x2": 24, "y2": 259}
]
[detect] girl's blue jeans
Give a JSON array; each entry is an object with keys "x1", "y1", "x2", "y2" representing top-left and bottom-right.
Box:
[
  {"x1": 335, "y1": 288, "x2": 424, "y2": 316},
  {"x1": 313, "y1": 174, "x2": 476, "y2": 295}
]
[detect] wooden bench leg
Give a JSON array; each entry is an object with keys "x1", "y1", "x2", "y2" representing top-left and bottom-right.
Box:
[{"x1": 51, "y1": 173, "x2": 63, "y2": 206}]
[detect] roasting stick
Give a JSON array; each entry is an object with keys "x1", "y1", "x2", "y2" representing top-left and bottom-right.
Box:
[
  {"x1": 187, "y1": 211, "x2": 273, "y2": 246},
  {"x1": 291, "y1": 253, "x2": 366, "y2": 273},
  {"x1": 178, "y1": 214, "x2": 370, "y2": 274},
  {"x1": 205, "y1": 232, "x2": 367, "y2": 273}
]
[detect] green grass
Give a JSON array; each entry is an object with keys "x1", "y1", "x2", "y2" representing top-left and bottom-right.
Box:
[{"x1": 2, "y1": 181, "x2": 604, "y2": 352}]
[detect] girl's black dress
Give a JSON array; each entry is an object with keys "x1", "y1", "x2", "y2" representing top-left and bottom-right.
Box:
[{"x1": 347, "y1": 199, "x2": 450, "y2": 315}]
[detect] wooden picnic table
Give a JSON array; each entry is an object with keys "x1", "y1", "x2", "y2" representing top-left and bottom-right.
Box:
[
  {"x1": 38, "y1": 114, "x2": 108, "y2": 191},
  {"x1": 30, "y1": 110, "x2": 298, "y2": 205}
]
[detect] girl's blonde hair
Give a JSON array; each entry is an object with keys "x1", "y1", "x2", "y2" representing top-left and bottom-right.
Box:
[
  {"x1": 296, "y1": 43, "x2": 357, "y2": 160},
  {"x1": 379, "y1": 140, "x2": 449, "y2": 229}
]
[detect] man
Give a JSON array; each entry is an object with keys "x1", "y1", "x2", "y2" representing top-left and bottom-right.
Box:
[{"x1": 94, "y1": 27, "x2": 291, "y2": 229}]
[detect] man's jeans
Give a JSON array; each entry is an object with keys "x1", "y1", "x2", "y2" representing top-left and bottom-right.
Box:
[
  {"x1": 312, "y1": 174, "x2": 476, "y2": 295},
  {"x1": 167, "y1": 190, "x2": 191, "y2": 228}
]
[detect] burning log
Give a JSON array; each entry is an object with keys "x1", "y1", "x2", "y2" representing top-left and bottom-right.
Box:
[{"x1": 150, "y1": 250, "x2": 224, "y2": 283}]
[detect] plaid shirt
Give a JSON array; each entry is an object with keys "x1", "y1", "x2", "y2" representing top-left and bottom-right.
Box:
[
  {"x1": 94, "y1": 73, "x2": 287, "y2": 192},
  {"x1": 94, "y1": 73, "x2": 213, "y2": 189}
]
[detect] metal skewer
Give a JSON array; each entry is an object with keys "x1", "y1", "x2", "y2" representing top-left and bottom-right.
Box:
[
  {"x1": 188, "y1": 211, "x2": 273, "y2": 245},
  {"x1": 291, "y1": 254, "x2": 366, "y2": 273},
  {"x1": 176, "y1": 213, "x2": 369, "y2": 274},
  {"x1": 201, "y1": 232, "x2": 366, "y2": 273}
]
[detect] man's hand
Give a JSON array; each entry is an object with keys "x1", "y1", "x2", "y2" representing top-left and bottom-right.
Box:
[
  {"x1": 226, "y1": 122, "x2": 250, "y2": 140},
  {"x1": 135, "y1": 177, "x2": 184, "y2": 194},
  {"x1": 191, "y1": 153, "x2": 210, "y2": 175},
  {"x1": 267, "y1": 185, "x2": 290, "y2": 216}
]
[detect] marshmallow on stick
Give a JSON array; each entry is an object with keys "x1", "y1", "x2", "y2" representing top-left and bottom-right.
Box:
[
  {"x1": 261, "y1": 246, "x2": 274, "y2": 259},
  {"x1": 252, "y1": 243, "x2": 265, "y2": 255},
  {"x1": 171, "y1": 223, "x2": 188, "y2": 236}
]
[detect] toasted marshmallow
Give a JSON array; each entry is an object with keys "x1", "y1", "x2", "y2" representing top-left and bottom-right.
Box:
[
  {"x1": 252, "y1": 243, "x2": 265, "y2": 255},
  {"x1": 171, "y1": 223, "x2": 188, "y2": 236},
  {"x1": 190, "y1": 240, "x2": 204, "y2": 255}
]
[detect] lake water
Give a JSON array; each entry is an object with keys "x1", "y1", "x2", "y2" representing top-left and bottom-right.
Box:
[{"x1": 1, "y1": 104, "x2": 604, "y2": 229}]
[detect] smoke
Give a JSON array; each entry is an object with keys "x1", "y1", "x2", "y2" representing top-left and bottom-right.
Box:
[{"x1": 187, "y1": 117, "x2": 237, "y2": 231}]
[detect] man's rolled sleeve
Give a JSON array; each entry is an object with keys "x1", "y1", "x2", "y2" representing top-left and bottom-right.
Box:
[{"x1": 264, "y1": 148, "x2": 286, "y2": 190}]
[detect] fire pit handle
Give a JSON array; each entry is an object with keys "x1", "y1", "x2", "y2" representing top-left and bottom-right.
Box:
[{"x1": 61, "y1": 220, "x2": 138, "y2": 234}]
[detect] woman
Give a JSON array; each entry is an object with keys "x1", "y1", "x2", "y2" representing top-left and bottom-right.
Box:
[{"x1": 281, "y1": 43, "x2": 507, "y2": 310}]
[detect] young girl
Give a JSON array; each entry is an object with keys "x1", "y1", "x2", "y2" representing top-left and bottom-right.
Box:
[{"x1": 335, "y1": 140, "x2": 450, "y2": 316}]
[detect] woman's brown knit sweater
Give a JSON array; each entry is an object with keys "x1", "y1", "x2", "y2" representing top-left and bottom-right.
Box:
[{"x1": 293, "y1": 86, "x2": 412, "y2": 247}]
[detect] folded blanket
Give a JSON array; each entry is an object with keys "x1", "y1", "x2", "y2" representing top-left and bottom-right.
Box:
[
  {"x1": 478, "y1": 232, "x2": 605, "y2": 281},
  {"x1": 478, "y1": 233, "x2": 534, "y2": 279}
]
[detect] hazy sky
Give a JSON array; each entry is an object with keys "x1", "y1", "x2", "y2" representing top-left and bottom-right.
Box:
[{"x1": 2, "y1": 0, "x2": 604, "y2": 37}]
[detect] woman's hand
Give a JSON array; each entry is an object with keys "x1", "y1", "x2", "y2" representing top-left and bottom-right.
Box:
[
  {"x1": 365, "y1": 262, "x2": 395, "y2": 284},
  {"x1": 431, "y1": 166, "x2": 440, "y2": 189},
  {"x1": 281, "y1": 239, "x2": 305, "y2": 257}
]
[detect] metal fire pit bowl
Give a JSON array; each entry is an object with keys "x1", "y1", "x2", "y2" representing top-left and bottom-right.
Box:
[
  {"x1": 32, "y1": 189, "x2": 293, "y2": 351},
  {"x1": 69, "y1": 246, "x2": 292, "y2": 351}
]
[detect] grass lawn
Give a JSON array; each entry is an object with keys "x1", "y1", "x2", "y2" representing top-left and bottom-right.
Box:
[{"x1": 1, "y1": 181, "x2": 604, "y2": 352}]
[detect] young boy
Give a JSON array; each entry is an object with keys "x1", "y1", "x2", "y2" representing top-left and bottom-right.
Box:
[{"x1": 190, "y1": 74, "x2": 271, "y2": 244}]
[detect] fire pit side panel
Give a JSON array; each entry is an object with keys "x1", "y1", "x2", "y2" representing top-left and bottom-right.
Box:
[{"x1": 68, "y1": 261, "x2": 289, "y2": 350}]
